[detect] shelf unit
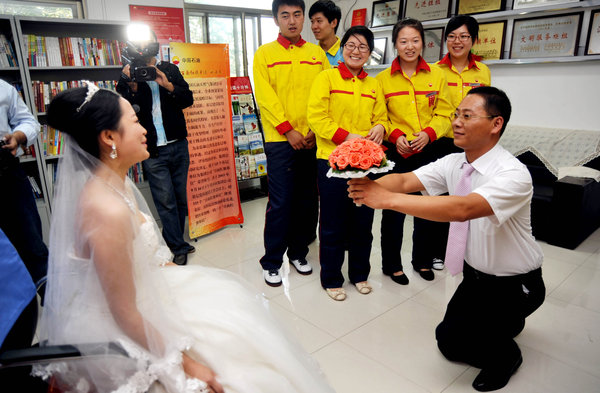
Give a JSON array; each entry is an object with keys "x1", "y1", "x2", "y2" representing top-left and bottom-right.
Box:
[
  {"x1": 3, "y1": 15, "x2": 163, "y2": 237},
  {"x1": 366, "y1": 0, "x2": 600, "y2": 68},
  {"x1": 0, "y1": 14, "x2": 51, "y2": 242}
]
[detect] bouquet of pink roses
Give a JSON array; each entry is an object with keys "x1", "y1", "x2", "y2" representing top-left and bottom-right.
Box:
[{"x1": 327, "y1": 139, "x2": 395, "y2": 179}]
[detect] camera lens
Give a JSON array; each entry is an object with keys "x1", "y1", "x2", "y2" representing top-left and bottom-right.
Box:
[{"x1": 139, "y1": 69, "x2": 148, "y2": 77}]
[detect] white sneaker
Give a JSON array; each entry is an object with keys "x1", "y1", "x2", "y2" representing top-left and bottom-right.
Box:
[
  {"x1": 290, "y1": 259, "x2": 313, "y2": 275},
  {"x1": 263, "y1": 269, "x2": 282, "y2": 287},
  {"x1": 432, "y1": 258, "x2": 444, "y2": 271}
]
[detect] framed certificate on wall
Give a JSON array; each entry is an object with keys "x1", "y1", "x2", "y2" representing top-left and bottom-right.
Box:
[
  {"x1": 371, "y1": 0, "x2": 401, "y2": 28},
  {"x1": 585, "y1": 9, "x2": 600, "y2": 55},
  {"x1": 456, "y1": 0, "x2": 505, "y2": 15},
  {"x1": 513, "y1": 0, "x2": 579, "y2": 10},
  {"x1": 510, "y1": 13, "x2": 582, "y2": 59},
  {"x1": 472, "y1": 21, "x2": 506, "y2": 60},
  {"x1": 422, "y1": 28, "x2": 444, "y2": 62},
  {"x1": 405, "y1": 0, "x2": 450, "y2": 22}
]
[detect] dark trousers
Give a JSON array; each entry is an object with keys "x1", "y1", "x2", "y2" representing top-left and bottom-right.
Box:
[
  {"x1": 381, "y1": 138, "x2": 460, "y2": 272},
  {"x1": 317, "y1": 160, "x2": 374, "y2": 288},
  {"x1": 260, "y1": 143, "x2": 318, "y2": 270},
  {"x1": 142, "y1": 139, "x2": 190, "y2": 255},
  {"x1": 436, "y1": 262, "x2": 545, "y2": 370},
  {"x1": 0, "y1": 161, "x2": 48, "y2": 286}
]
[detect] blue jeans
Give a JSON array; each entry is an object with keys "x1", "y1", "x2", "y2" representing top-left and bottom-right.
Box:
[
  {"x1": 317, "y1": 160, "x2": 374, "y2": 288},
  {"x1": 0, "y1": 161, "x2": 48, "y2": 286},
  {"x1": 142, "y1": 139, "x2": 190, "y2": 255},
  {"x1": 260, "y1": 142, "x2": 318, "y2": 270}
]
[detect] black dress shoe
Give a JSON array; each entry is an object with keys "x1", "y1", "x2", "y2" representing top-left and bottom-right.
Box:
[
  {"x1": 173, "y1": 253, "x2": 188, "y2": 266},
  {"x1": 415, "y1": 268, "x2": 434, "y2": 281},
  {"x1": 389, "y1": 272, "x2": 409, "y2": 285},
  {"x1": 185, "y1": 244, "x2": 196, "y2": 254},
  {"x1": 472, "y1": 355, "x2": 523, "y2": 392}
]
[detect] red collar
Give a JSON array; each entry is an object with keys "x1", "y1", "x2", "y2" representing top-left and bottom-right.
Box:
[
  {"x1": 277, "y1": 33, "x2": 306, "y2": 49},
  {"x1": 338, "y1": 62, "x2": 368, "y2": 79},
  {"x1": 439, "y1": 53, "x2": 481, "y2": 70},
  {"x1": 391, "y1": 56, "x2": 430, "y2": 75}
]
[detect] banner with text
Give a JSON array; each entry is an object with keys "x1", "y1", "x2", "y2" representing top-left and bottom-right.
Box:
[{"x1": 170, "y1": 42, "x2": 244, "y2": 238}]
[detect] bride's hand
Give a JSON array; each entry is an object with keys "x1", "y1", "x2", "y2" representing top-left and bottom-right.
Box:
[{"x1": 182, "y1": 354, "x2": 225, "y2": 393}]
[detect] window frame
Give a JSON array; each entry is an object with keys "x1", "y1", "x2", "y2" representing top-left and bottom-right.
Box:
[
  {"x1": 184, "y1": 3, "x2": 272, "y2": 77},
  {"x1": 0, "y1": 0, "x2": 83, "y2": 19}
]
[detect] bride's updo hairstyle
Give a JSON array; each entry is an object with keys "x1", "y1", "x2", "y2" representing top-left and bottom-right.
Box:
[{"x1": 47, "y1": 86, "x2": 122, "y2": 158}]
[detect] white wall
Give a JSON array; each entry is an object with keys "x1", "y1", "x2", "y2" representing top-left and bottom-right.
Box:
[{"x1": 86, "y1": 0, "x2": 184, "y2": 21}]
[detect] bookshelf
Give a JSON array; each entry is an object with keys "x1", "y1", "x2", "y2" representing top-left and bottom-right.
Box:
[
  {"x1": 3, "y1": 15, "x2": 162, "y2": 235},
  {"x1": 0, "y1": 14, "x2": 51, "y2": 242}
]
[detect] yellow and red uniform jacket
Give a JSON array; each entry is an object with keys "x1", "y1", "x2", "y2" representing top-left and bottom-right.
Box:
[
  {"x1": 253, "y1": 34, "x2": 330, "y2": 143},
  {"x1": 437, "y1": 52, "x2": 491, "y2": 115},
  {"x1": 376, "y1": 56, "x2": 453, "y2": 158},
  {"x1": 307, "y1": 62, "x2": 388, "y2": 161}
]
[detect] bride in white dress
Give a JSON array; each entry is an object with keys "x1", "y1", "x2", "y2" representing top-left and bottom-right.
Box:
[{"x1": 36, "y1": 83, "x2": 334, "y2": 393}]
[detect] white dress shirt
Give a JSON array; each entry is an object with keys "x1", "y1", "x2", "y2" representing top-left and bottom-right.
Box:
[
  {"x1": 414, "y1": 143, "x2": 543, "y2": 276},
  {"x1": 0, "y1": 79, "x2": 40, "y2": 156}
]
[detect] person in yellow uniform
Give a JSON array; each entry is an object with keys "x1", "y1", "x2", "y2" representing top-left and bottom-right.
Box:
[
  {"x1": 307, "y1": 25, "x2": 388, "y2": 301},
  {"x1": 253, "y1": 0, "x2": 329, "y2": 288},
  {"x1": 376, "y1": 18, "x2": 453, "y2": 285},
  {"x1": 431, "y1": 14, "x2": 491, "y2": 271}
]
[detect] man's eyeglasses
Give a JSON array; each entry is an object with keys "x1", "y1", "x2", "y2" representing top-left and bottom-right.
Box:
[
  {"x1": 447, "y1": 34, "x2": 471, "y2": 42},
  {"x1": 451, "y1": 112, "x2": 499, "y2": 122},
  {"x1": 344, "y1": 42, "x2": 370, "y2": 53}
]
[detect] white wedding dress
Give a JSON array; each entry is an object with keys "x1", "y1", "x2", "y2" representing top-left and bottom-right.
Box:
[{"x1": 36, "y1": 137, "x2": 334, "y2": 393}]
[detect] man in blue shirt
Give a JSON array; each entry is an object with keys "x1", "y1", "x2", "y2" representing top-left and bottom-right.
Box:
[
  {"x1": 0, "y1": 79, "x2": 48, "y2": 289},
  {"x1": 309, "y1": 0, "x2": 343, "y2": 66}
]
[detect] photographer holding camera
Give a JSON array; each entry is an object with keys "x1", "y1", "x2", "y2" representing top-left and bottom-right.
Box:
[
  {"x1": 0, "y1": 79, "x2": 48, "y2": 290},
  {"x1": 117, "y1": 30, "x2": 195, "y2": 266}
]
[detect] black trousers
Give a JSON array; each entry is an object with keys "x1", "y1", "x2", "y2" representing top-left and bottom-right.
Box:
[
  {"x1": 0, "y1": 158, "x2": 48, "y2": 286},
  {"x1": 435, "y1": 263, "x2": 545, "y2": 370}
]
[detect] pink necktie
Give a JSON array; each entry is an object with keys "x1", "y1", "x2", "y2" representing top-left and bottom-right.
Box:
[{"x1": 445, "y1": 162, "x2": 475, "y2": 276}]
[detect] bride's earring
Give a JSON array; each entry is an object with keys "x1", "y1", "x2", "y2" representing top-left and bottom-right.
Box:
[{"x1": 110, "y1": 143, "x2": 118, "y2": 159}]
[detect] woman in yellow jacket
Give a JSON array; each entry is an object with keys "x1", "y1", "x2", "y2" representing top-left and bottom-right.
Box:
[
  {"x1": 431, "y1": 14, "x2": 491, "y2": 271},
  {"x1": 307, "y1": 25, "x2": 388, "y2": 301},
  {"x1": 375, "y1": 18, "x2": 453, "y2": 285}
]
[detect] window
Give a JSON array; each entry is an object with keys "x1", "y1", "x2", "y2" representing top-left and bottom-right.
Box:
[
  {"x1": 0, "y1": 0, "x2": 82, "y2": 19},
  {"x1": 186, "y1": 4, "x2": 275, "y2": 81}
]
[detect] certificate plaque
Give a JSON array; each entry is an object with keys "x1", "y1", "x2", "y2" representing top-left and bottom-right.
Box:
[
  {"x1": 405, "y1": 0, "x2": 450, "y2": 22},
  {"x1": 513, "y1": 0, "x2": 579, "y2": 10},
  {"x1": 457, "y1": 0, "x2": 505, "y2": 15},
  {"x1": 472, "y1": 21, "x2": 506, "y2": 60},
  {"x1": 422, "y1": 28, "x2": 444, "y2": 62},
  {"x1": 371, "y1": 0, "x2": 402, "y2": 28},
  {"x1": 510, "y1": 13, "x2": 582, "y2": 59},
  {"x1": 585, "y1": 10, "x2": 600, "y2": 55}
]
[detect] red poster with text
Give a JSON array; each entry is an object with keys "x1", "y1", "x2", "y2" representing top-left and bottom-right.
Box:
[
  {"x1": 170, "y1": 43, "x2": 244, "y2": 238},
  {"x1": 129, "y1": 5, "x2": 185, "y2": 61}
]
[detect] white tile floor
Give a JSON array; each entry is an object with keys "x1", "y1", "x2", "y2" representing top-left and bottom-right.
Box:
[{"x1": 186, "y1": 197, "x2": 600, "y2": 393}]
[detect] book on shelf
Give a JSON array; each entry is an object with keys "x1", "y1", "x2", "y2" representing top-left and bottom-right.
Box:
[
  {"x1": 243, "y1": 114, "x2": 259, "y2": 134},
  {"x1": 127, "y1": 162, "x2": 145, "y2": 184},
  {"x1": 232, "y1": 115, "x2": 245, "y2": 136},
  {"x1": 0, "y1": 34, "x2": 18, "y2": 67},
  {"x1": 255, "y1": 153, "x2": 267, "y2": 177},
  {"x1": 27, "y1": 176, "x2": 42, "y2": 198},
  {"x1": 40, "y1": 124, "x2": 65, "y2": 157},
  {"x1": 32, "y1": 79, "x2": 117, "y2": 112},
  {"x1": 248, "y1": 132, "x2": 264, "y2": 155},
  {"x1": 237, "y1": 134, "x2": 250, "y2": 156},
  {"x1": 24, "y1": 34, "x2": 123, "y2": 67}
]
